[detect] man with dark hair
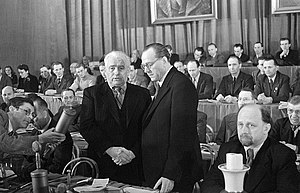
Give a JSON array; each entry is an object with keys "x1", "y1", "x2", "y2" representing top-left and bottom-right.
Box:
[
  {"x1": 215, "y1": 88, "x2": 256, "y2": 145},
  {"x1": 275, "y1": 37, "x2": 299, "y2": 66},
  {"x1": 141, "y1": 43, "x2": 203, "y2": 192},
  {"x1": 205, "y1": 43, "x2": 226, "y2": 67},
  {"x1": 194, "y1": 46, "x2": 206, "y2": 66},
  {"x1": 15, "y1": 94, "x2": 73, "y2": 181},
  {"x1": 269, "y1": 95, "x2": 300, "y2": 153},
  {"x1": 251, "y1": 42, "x2": 265, "y2": 66},
  {"x1": 39, "y1": 65, "x2": 55, "y2": 93},
  {"x1": 0, "y1": 97, "x2": 65, "y2": 154},
  {"x1": 202, "y1": 104, "x2": 299, "y2": 193},
  {"x1": 251, "y1": 56, "x2": 265, "y2": 85},
  {"x1": 255, "y1": 54, "x2": 291, "y2": 104},
  {"x1": 80, "y1": 51, "x2": 151, "y2": 185},
  {"x1": 45, "y1": 61, "x2": 74, "y2": 94},
  {"x1": 228, "y1": 43, "x2": 250, "y2": 63},
  {"x1": 17, "y1": 64, "x2": 39, "y2": 93},
  {"x1": 187, "y1": 60, "x2": 213, "y2": 99},
  {"x1": 69, "y1": 63, "x2": 96, "y2": 92},
  {"x1": 130, "y1": 49, "x2": 142, "y2": 69},
  {"x1": 165, "y1": 45, "x2": 179, "y2": 65},
  {"x1": 216, "y1": 55, "x2": 254, "y2": 103}
]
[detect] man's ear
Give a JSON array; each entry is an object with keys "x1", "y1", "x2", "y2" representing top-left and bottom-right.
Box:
[
  {"x1": 264, "y1": 123, "x2": 271, "y2": 134},
  {"x1": 9, "y1": 106, "x2": 16, "y2": 112}
]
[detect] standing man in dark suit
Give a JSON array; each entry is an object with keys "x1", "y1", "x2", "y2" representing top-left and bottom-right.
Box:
[
  {"x1": 80, "y1": 51, "x2": 151, "y2": 185},
  {"x1": 254, "y1": 54, "x2": 291, "y2": 104},
  {"x1": 187, "y1": 60, "x2": 213, "y2": 99},
  {"x1": 269, "y1": 95, "x2": 300, "y2": 153},
  {"x1": 202, "y1": 104, "x2": 299, "y2": 193},
  {"x1": 141, "y1": 43, "x2": 203, "y2": 193},
  {"x1": 45, "y1": 61, "x2": 74, "y2": 94},
  {"x1": 216, "y1": 55, "x2": 254, "y2": 103},
  {"x1": 275, "y1": 37, "x2": 299, "y2": 66}
]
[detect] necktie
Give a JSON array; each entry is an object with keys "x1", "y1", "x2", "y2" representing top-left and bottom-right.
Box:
[
  {"x1": 57, "y1": 78, "x2": 61, "y2": 87},
  {"x1": 269, "y1": 79, "x2": 274, "y2": 89},
  {"x1": 193, "y1": 78, "x2": 197, "y2": 88},
  {"x1": 246, "y1": 148, "x2": 254, "y2": 167},
  {"x1": 154, "y1": 83, "x2": 160, "y2": 99},
  {"x1": 231, "y1": 77, "x2": 236, "y2": 95},
  {"x1": 292, "y1": 125, "x2": 299, "y2": 138},
  {"x1": 113, "y1": 87, "x2": 124, "y2": 109}
]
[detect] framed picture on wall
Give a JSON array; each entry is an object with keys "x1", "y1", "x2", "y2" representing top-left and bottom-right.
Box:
[
  {"x1": 272, "y1": 0, "x2": 300, "y2": 14},
  {"x1": 150, "y1": 0, "x2": 217, "y2": 24}
]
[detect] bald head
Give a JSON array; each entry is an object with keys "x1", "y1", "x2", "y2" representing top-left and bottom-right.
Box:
[{"x1": 2, "y1": 86, "x2": 14, "y2": 104}]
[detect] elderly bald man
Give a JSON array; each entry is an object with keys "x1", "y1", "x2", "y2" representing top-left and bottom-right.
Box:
[{"x1": 1, "y1": 86, "x2": 15, "y2": 112}]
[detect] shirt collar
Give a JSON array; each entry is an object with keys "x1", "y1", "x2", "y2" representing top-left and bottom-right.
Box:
[
  {"x1": 158, "y1": 66, "x2": 172, "y2": 87},
  {"x1": 8, "y1": 119, "x2": 13, "y2": 133},
  {"x1": 194, "y1": 72, "x2": 200, "y2": 82},
  {"x1": 269, "y1": 74, "x2": 276, "y2": 82},
  {"x1": 244, "y1": 142, "x2": 264, "y2": 159},
  {"x1": 109, "y1": 82, "x2": 127, "y2": 92}
]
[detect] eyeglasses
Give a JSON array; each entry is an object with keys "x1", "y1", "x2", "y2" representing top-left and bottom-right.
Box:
[
  {"x1": 141, "y1": 58, "x2": 161, "y2": 71},
  {"x1": 18, "y1": 107, "x2": 36, "y2": 118},
  {"x1": 287, "y1": 108, "x2": 300, "y2": 116}
]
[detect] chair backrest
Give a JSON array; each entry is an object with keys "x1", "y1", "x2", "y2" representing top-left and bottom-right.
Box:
[
  {"x1": 62, "y1": 157, "x2": 99, "y2": 178},
  {"x1": 200, "y1": 143, "x2": 215, "y2": 171},
  {"x1": 72, "y1": 143, "x2": 80, "y2": 159},
  {"x1": 206, "y1": 124, "x2": 215, "y2": 143}
]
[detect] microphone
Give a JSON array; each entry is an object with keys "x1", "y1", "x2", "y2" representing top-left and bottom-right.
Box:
[
  {"x1": 55, "y1": 102, "x2": 78, "y2": 134},
  {"x1": 32, "y1": 141, "x2": 42, "y2": 169}
]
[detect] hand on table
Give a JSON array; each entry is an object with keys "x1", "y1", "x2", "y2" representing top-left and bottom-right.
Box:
[
  {"x1": 153, "y1": 177, "x2": 174, "y2": 193},
  {"x1": 216, "y1": 94, "x2": 225, "y2": 102}
]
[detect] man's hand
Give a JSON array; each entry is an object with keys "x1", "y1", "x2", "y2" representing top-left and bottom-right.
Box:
[
  {"x1": 106, "y1": 147, "x2": 135, "y2": 166},
  {"x1": 153, "y1": 177, "x2": 174, "y2": 193},
  {"x1": 216, "y1": 94, "x2": 224, "y2": 102},
  {"x1": 224, "y1": 95, "x2": 237, "y2": 103},
  {"x1": 38, "y1": 128, "x2": 66, "y2": 144},
  {"x1": 280, "y1": 50, "x2": 289, "y2": 58}
]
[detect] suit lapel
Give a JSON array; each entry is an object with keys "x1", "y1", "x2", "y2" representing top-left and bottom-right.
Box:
[
  {"x1": 197, "y1": 73, "x2": 204, "y2": 91},
  {"x1": 245, "y1": 138, "x2": 270, "y2": 192},
  {"x1": 124, "y1": 84, "x2": 138, "y2": 127},
  {"x1": 103, "y1": 84, "x2": 121, "y2": 125},
  {"x1": 233, "y1": 72, "x2": 242, "y2": 94},
  {"x1": 272, "y1": 72, "x2": 280, "y2": 95}
]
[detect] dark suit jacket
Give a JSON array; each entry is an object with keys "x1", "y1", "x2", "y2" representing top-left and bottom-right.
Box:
[
  {"x1": 275, "y1": 49, "x2": 299, "y2": 66},
  {"x1": 17, "y1": 74, "x2": 39, "y2": 93},
  {"x1": 170, "y1": 53, "x2": 180, "y2": 65},
  {"x1": 131, "y1": 58, "x2": 142, "y2": 69},
  {"x1": 46, "y1": 74, "x2": 74, "y2": 94},
  {"x1": 39, "y1": 75, "x2": 56, "y2": 93},
  {"x1": 215, "y1": 113, "x2": 238, "y2": 145},
  {"x1": 216, "y1": 71, "x2": 254, "y2": 98},
  {"x1": 269, "y1": 117, "x2": 300, "y2": 153},
  {"x1": 0, "y1": 74, "x2": 12, "y2": 91},
  {"x1": 202, "y1": 138, "x2": 300, "y2": 193},
  {"x1": 254, "y1": 71, "x2": 291, "y2": 103},
  {"x1": 53, "y1": 105, "x2": 81, "y2": 132},
  {"x1": 228, "y1": 53, "x2": 250, "y2": 63},
  {"x1": 0, "y1": 109, "x2": 38, "y2": 154},
  {"x1": 205, "y1": 54, "x2": 226, "y2": 67},
  {"x1": 292, "y1": 80, "x2": 300, "y2": 96},
  {"x1": 19, "y1": 119, "x2": 73, "y2": 180},
  {"x1": 192, "y1": 72, "x2": 214, "y2": 99},
  {"x1": 142, "y1": 67, "x2": 203, "y2": 191},
  {"x1": 80, "y1": 83, "x2": 151, "y2": 185}
]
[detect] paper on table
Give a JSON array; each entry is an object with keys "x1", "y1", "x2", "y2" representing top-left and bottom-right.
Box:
[
  {"x1": 73, "y1": 185, "x2": 106, "y2": 192},
  {"x1": 123, "y1": 187, "x2": 159, "y2": 193},
  {"x1": 92, "y1": 178, "x2": 109, "y2": 187}
]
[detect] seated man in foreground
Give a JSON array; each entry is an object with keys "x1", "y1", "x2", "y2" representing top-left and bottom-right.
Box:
[
  {"x1": 254, "y1": 54, "x2": 291, "y2": 104},
  {"x1": 202, "y1": 104, "x2": 299, "y2": 193},
  {"x1": 215, "y1": 88, "x2": 256, "y2": 145},
  {"x1": 215, "y1": 55, "x2": 254, "y2": 103},
  {"x1": 269, "y1": 95, "x2": 300, "y2": 153}
]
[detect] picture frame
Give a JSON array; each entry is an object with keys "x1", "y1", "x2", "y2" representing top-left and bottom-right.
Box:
[
  {"x1": 271, "y1": 0, "x2": 300, "y2": 14},
  {"x1": 150, "y1": 0, "x2": 217, "y2": 24}
]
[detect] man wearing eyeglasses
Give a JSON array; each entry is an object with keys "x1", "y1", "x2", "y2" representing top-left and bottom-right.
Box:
[
  {"x1": 0, "y1": 97, "x2": 66, "y2": 154},
  {"x1": 269, "y1": 95, "x2": 300, "y2": 153},
  {"x1": 80, "y1": 51, "x2": 151, "y2": 185},
  {"x1": 141, "y1": 43, "x2": 203, "y2": 193}
]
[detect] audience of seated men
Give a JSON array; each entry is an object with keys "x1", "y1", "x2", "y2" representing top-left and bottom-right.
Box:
[
  {"x1": 269, "y1": 95, "x2": 300, "y2": 154},
  {"x1": 194, "y1": 46, "x2": 206, "y2": 66},
  {"x1": 215, "y1": 55, "x2": 254, "y2": 103},
  {"x1": 0, "y1": 66, "x2": 13, "y2": 92},
  {"x1": 53, "y1": 89, "x2": 81, "y2": 132},
  {"x1": 45, "y1": 61, "x2": 74, "y2": 94},
  {"x1": 228, "y1": 43, "x2": 250, "y2": 63},
  {"x1": 165, "y1": 44, "x2": 179, "y2": 65},
  {"x1": 251, "y1": 56, "x2": 265, "y2": 85},
  {"x1": 96, "y1": 58, "x2": 106, "y2": 85},
  {"x1": 205, "y1": 43, "x2": 226, "y2": 67},
  {"x1": 1, "y1": 86, "x2": 14, "y2": 112},
  {"x1": 174, "y1": 61, "x2": 187, "y2": 75},
  {"x1": 17, "y1": 64, "x2": 39, "y2": 93},
  {"x1": 254, "y1": 54, "x2": 291, "y2": 104},
  {"x1": 215, "y1": 88, "x2": 256, "y2": 145},
  {"x1": 0, "y1": 97, "x2": 65, "y2": 154},
  {"x1": 250, "y1": 41, "x2": 265, "y2": 66},
  {"x1": 187, "y1": 60, "x2": 213, "y2": 99},
  {"x1": 38, "y1": 65, "x2": 55, "y2": 93},
  {"x1": 16, "y1": 94, "x2": 73, "y2": 181},
  {"x1": 4, "y1": 66, "x2": 18, "y2": 87},
  {"x1": 275, "y1": 37, "x2": 299, "y2": 66},
  {"x1": 202, "y1": 104, "x2": 300, "y2": 193},
  {"x1": 69, "y1": 63, "x2": 96, "y2": 92},
  {"x1": 128, "y1": 65, "x2": 148, "y2": 88},
  {"x1": 130, "y1": 49, "x2": 142, "y2": 69}
]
